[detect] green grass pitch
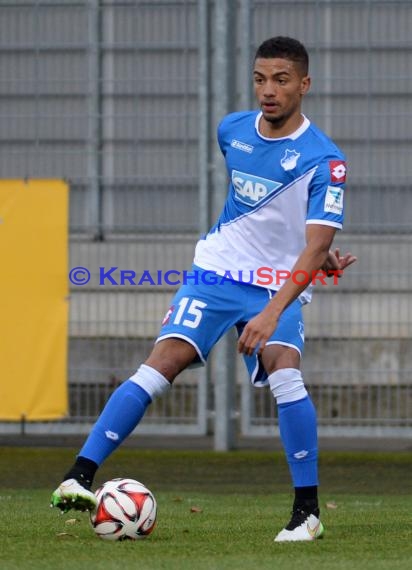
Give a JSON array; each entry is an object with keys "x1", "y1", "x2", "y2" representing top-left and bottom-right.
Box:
[{"x1": 1, "y1": 447, "x2": 412, "y2": 569}]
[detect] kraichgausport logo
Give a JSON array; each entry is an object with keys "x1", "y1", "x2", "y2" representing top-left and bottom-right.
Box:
[{"x1": 69, "y1": 267, "x2": 343, "y2": 287}]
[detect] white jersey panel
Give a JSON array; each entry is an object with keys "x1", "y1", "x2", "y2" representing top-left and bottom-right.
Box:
[{"x1": 194, "y1": 169, "x2": 316, "y2": 302}]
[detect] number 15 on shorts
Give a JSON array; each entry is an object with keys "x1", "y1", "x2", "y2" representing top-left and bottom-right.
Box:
[{"x1": 172, "y1": 297, "x2": 207, "y2": 329}]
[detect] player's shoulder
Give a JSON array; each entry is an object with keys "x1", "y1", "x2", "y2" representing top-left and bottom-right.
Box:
[
  {"x1": 217, "y1": 110, "x2": 259, "y2": 151},
  {"x1": 305, "y1": 121, "x2": 346, "y2": 161},
  {"x1": 218, "y1": 110, "x2": 258, "y2": 133},
  {"x1": 303, "y1": 121, "x2": 347, "y2": 185}
]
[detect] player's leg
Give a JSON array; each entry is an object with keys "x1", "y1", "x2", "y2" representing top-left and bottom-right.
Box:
[
  {"x1": 51, "y1": 269, "x2": 243, "y2": 513},
  {"x1": 239, "y1": 291, "x2": 322, "y2": 541},
  {"x1": 75, "y1": 338, "x2": 194, "y2": 468},
  {"x1": 261, "y1": 344, "x2": 323, "y2": 542},
  {"x1": 51, "y1": 338, "x2": 196, "y2": 513}
]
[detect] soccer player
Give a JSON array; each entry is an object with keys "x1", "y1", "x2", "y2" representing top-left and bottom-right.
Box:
[{"x1": 51, "y1": 36, "x2": 356, "y2": 542}]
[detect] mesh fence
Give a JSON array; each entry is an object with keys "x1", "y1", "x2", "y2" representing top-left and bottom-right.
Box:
[{"x1": 1, "y1": 0, "x2": 411, "y2": 436}]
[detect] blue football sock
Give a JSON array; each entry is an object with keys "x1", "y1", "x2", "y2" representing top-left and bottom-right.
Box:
[
  {"x1": 277, "y1": 396, "x2": 318, "y2": 488},
  {"x1": 78, "y1": 379, "x2": 152, "y2": 466}
]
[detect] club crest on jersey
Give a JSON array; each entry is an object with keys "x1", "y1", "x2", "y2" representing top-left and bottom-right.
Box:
[
  {"x1": 329, "y1": 160, "x2": 346, "y2": 183},
  {"x1": 324, "y1": 185, "x2": 344, "y2": 215},
  {"x1": 232, "y1": 170, "x2": 282, "y2": 206},
  {"x1": 280, "y1": 149, "x2": 300, "y2": 171}
]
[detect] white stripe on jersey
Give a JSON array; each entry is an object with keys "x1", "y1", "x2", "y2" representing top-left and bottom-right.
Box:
[{"x1": 194, "y1": 169, "x2": 317, "y2": 303}]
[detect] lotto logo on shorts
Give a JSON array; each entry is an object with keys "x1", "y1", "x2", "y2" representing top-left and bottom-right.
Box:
[{"x1": 329, "y1": 160, "x2": 346, "y2": 183}]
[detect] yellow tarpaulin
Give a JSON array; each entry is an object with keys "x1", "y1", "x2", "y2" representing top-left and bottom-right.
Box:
[{"x1": 0, "y1": 180, "x2": 69, "y2": 420}]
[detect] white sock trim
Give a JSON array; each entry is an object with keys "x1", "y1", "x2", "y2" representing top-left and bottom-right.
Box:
[
  {"x1": 268, "y1": 368, "x2": 308, "y2": 404},
  {"x1": 129, "y1": 364, "x2": 171, "y2": 400}
]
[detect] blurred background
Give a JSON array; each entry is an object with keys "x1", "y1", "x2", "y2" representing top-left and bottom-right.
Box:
[{"x1": 1, "y1": 0, "x2": 411, "y2": 447}]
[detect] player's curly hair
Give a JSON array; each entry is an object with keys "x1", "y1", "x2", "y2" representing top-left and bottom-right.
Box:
[{"x1": 255, "y1": 37, "x2": 309, "y2": 76}]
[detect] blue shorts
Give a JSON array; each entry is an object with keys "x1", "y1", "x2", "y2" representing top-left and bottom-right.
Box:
[{"x1": 156, "y1": 266, "x2": 304, "y2": 387}]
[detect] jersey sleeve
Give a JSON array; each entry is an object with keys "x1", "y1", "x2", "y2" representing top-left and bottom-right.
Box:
[
  {"x1": 217, "y1": 115, "x2": 231, "y2": 156},
  {"x1": 306, "y1": 158, "x2": 346, "y2": 229}
]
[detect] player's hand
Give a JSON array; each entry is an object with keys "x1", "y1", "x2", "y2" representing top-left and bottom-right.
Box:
[
  {"x1": 322, "y1": 247, "x2": 357, "y2": 277},
  {"x1": 237, "y1": 311, "x2": 279, "y2": 357}
]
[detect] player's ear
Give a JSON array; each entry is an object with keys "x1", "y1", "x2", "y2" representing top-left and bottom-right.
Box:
[{"x1": 300, "y1": 75, "x2": 311, "y2": 95}]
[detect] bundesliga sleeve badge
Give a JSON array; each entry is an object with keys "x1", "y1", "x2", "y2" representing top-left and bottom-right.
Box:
[{"x1": 329, "y1": 160, "x2": 346, "y2": 183}]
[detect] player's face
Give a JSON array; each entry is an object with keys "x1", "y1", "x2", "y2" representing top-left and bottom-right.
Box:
[{"x1": 253, "y1": 58, "x2": 310, "y2": 130}]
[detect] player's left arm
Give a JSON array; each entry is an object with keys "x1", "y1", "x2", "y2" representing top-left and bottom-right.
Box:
[
  {"x1": 313, "y1": 157, "x2": 357, "y2": 276},
  {"x1": 237, "y1": 223, "x2": 337, "y2": 356},
  {"x1": 238, "y1": 155, "x2": 356, "y2": 356}
]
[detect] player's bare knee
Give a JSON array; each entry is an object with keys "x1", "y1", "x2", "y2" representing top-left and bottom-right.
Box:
[
  {"x1": 143, "y1": 358, "x2": 179, "y2": 383},
  {"x1": 145, "y1": 338, "x2": 197, "y2": 382},
  {"x1": 262, "y1": 345, "x2": 301, "y2": 375}
]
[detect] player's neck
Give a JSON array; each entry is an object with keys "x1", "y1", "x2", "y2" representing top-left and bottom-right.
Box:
[{"x1": 258, "y1": 112, "x2": 304, "y2": 139}]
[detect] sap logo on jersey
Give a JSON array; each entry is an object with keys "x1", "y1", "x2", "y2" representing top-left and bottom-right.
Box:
[{"x1": 232, "y1": 170, "x2": 282, "y2": 206}]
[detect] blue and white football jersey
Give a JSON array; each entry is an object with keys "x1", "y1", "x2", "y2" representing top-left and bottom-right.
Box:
[{"x1": 194, "y1": 111, "x2": 346, "y2": 303}]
